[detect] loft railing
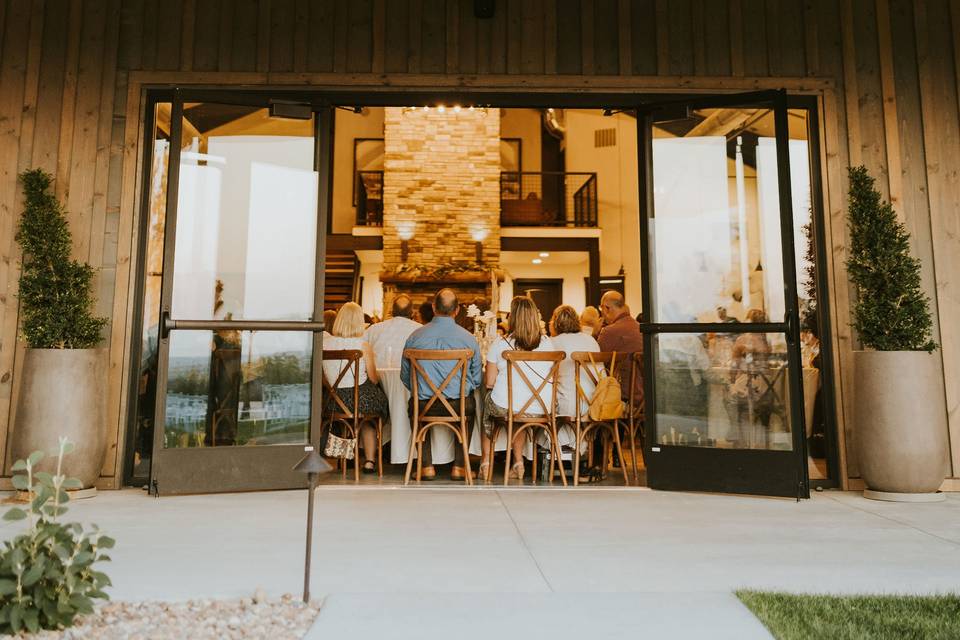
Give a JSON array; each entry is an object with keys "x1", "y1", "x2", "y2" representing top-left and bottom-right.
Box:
[
  {"x1": 354, "y1": 170, "x2": 599, "y2": 228},
  {"x1": 356, "y1": 170, "x2": 384, "y2": 226},
  {"x1": 500, "y1": 172, "x2": 598, "y2": 227}
]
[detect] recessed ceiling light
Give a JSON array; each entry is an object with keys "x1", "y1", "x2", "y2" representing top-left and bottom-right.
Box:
[
  {"x1": 532, "y1": 258, "x2": 542, "y2": 264},
  {"x1": 437, "y1": 105, "x2": 446, "y2": 113},
  {"x1": 539, "y1": 252, "x2": 550, "y2": 257}
]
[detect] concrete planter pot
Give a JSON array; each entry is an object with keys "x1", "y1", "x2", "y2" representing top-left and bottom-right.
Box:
[
  {"x1": 854, "y1": 350, "x2": 948, "y2": 501},
  {"x1": 11, "y1": 348, "x2": 108, "y2": 489}
]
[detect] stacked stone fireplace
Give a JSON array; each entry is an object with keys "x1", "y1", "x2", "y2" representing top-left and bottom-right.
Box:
[{"x1": 380, "y1": 106, "x2": 503, "y2": 312}]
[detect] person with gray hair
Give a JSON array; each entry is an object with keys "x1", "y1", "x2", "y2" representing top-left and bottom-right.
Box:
[
  {"x1": 364, "y1": 294, "x2": 421, "y2": 369},
  {"x1": 400, "y1": 288, "x2": 482, "y2": 480}
]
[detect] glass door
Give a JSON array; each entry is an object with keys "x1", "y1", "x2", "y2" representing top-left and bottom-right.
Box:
[
  {"x1": 149, "y1": 92, "x2": 331, "y2": 495},
  {"x1": 638, "y1": 90, "x2": 809, "y2": 498}
]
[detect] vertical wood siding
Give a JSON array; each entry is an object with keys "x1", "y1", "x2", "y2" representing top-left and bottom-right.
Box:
[{"x1": 0, "y1": 0, "x2": 957, "y2": 487}]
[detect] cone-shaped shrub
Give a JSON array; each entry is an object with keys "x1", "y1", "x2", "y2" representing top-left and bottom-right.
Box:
[
  {"x1": 16, "y1": 170, "x2": 107, "y2": 349},
  {"x1": 845, "y1": 166, "x2": 936, "y2": 352}
]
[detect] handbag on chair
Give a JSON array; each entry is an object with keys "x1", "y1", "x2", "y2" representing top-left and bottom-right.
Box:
[{"x1": 322, "y1": 424, "x2": 356, "y2": 460}]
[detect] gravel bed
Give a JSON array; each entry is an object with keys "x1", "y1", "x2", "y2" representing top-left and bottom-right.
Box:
[{"x1": 15, "y1": 592, "x2": 323, "y2": 640}]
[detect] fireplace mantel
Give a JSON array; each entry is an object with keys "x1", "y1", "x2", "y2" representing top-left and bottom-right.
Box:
[{"x1": 379, "y1": 268, "x2": 505, "y2": 285}]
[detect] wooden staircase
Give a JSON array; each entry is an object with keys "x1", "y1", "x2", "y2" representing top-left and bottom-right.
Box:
[{"x1": 323, "y1": 249, "x2": 359, "y2": 311}]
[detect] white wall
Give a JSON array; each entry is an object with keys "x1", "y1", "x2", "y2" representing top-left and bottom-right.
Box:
[
  {"x1": 499, "y1": 253, "x2": 589, "y2": 312},
  {"x1": 332, "y1": 107, "x2": 385, "y2": 234},
  {"x1": 563, "y1": 110, "x2": 641, "y2": 312},
  {"x1": 500, "y1": 108, "x2": 541, "y2": 172},
  {"x1": 356, "y1": 251, "x2": 384, "y2": 317}
]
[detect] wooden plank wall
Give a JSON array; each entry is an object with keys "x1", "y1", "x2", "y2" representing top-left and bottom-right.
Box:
[{"x1": 0, "y1": 0, "x2": 957, "y2": 488}]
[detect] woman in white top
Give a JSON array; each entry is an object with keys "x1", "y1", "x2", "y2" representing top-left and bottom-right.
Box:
[
  {"x1": 550, "y1": 304, "x2": 601, "y2": 413},
  {"x1": 322, "y1": 302, "x2": 389, "y2": 473},
  {"x1": 481, "y1": 296, "x2": 556, "y2": 481}
]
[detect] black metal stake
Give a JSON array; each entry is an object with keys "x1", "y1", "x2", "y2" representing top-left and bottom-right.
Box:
[
  {"x1": 303, "y1": 472, "x2": 316, "y2": 603},
  {"x1": 293, "y1": 446, "x2": 332, "y2": 605}
]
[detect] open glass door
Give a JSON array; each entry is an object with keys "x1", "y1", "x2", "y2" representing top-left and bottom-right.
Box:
[
  {"x1": 638, "y1": 90, "x2": 809, "y2": 498},
  {"x1": 149, "y1": 92, "x2": 331, "y2": 495}
]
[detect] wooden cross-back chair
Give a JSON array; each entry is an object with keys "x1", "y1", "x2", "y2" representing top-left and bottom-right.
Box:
[
  {"x1": 627, "y1": 351, "x2": 646, "y2": 485},
  {"x1": 321, "y1": 349, "x2": 384, "y2": 481},
  {"x1": 403, "y1": 348, "x2": 475, "y2": 485},
  {"x1": 571, "y1": 351, "x2": 630, "y2": 486},
  {"x1": 496, "y1": 350, "x2": 566, "y2": 486}
]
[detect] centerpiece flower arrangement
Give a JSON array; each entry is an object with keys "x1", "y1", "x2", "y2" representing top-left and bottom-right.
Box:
[{"x1": 466, "y1": 304, "x2": 498, "y2": 360}]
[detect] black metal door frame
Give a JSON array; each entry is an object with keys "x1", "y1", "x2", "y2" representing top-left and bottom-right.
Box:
[
  {"x1": 148, "y1": 91, "x2": 333, "y2": 495},
  {"x1": 636, "y1": 89, "x2": 810, "y2": 499}
]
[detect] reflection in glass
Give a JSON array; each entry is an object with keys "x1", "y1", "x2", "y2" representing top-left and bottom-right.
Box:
[
  {"x1": 130, "y1": 102, "x2": 172, "y2": 479},
  {"x1": 172, "y1": 104, "x2": 317, "y2": 321},
  {"x1": 650, "y1": 108, "x2": 814, "y2": 324},
  {"x1": 164, "y1": 330, "x2": 312, "y2": 448},
  {"x1": 653, "y1": 332, "x2": 792, "y2": 451}
]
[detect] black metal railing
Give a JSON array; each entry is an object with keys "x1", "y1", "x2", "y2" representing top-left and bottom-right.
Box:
[
  {"x1": 500, "y1": 172, "x2": 598, "y2": 227},
  {"x1": 355, "y1": 170, "x2": 384, "y2": 226},
  {"x1": 353, "y1": 170, "x2": 599, "y2": 228}
]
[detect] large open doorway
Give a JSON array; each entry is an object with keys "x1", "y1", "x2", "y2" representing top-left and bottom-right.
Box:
[{"x1": 125, "y1": 89, "x2": 836, "y2": 497}]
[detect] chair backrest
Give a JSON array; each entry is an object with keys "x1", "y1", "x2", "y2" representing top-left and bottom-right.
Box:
[
  {"x1": 628, "y1": 351, "x2": 644, "y2": 418},
  {"x1": 503, "y1": 350, "x2": 563, "y2": 419},
  {"x1": 321, "y1": 349, "x2": 362, "y2": 417},
  {"x1": 571, "y1": 351, "x2": 617, "y2": 408},
  {"x1": 404, "y1": 348, "x2": 473, "y2": 421}
]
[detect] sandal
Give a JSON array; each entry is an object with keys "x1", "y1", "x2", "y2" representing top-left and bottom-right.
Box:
[
  {"x1": 478, "y1": 462, "x2": 491, "y2": 482},
  {"x1": 362, "y1": 460, "x2": 376, "y2": 474},
  {"x1": 509, "y1": 462, "x2": 525, "y2": 481}
]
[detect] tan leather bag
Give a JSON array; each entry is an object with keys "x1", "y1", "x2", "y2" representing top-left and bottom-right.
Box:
[{"x1": 588, "y1": 352, "x2": 625, "y2": 421}]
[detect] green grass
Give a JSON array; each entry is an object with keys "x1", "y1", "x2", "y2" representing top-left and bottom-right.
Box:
[{"x1": 736, "y1": 591, "x2": 960, "y2": 640}]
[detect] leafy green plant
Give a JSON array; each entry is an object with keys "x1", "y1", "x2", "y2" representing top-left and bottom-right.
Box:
[
  {"x1": 0, "y1": 438, "x2": 113, "y2": 634},
  {"x1": 845, "y1": 166, "x2": 937, "y2": 352},
  {"x1": 16, "y1": 169, "x2": 107, "y2": 349}
]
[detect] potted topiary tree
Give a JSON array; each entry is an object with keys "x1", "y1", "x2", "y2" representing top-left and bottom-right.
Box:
[
  {"x1": 846, "y1": 165, "x2": 948, "y2": 501},
  {"x1": 10, "y1": 170, "x2": 108, "y2": 492}
]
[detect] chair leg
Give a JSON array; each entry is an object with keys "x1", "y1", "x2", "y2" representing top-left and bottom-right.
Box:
[
  {"x1": 573, "y1": 429, "x2": 582, "y2": 487},
  {"x1": 629, "y1": 421, "x2": 639, "y2": 486},
  {"x1": 403, "y1": 425, "x2": 418, "y2": 486},
  {"x1": 503, "y1": 423, "x2": 513, "y2": 486},
  {"x1": 377, "y1": 418, "x2": 384, "y2": 479},
  {"x1": 460, "y1": 424, "x2": 473, "y2": 486},
  {"x1": 551, "y1": 426, "x2": 568, "y2": 486},
  {"x1": 416, "y1": 433, "x2": 424, "y2": 482},
  {"x1": 613, "y1": 422, "x2": 629, "y2": 486},
  {"x1": 529, "y1": 429, "x2": 538, "y2": 484}
]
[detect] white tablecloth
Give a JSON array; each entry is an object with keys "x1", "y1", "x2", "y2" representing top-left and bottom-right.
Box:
[{"x1": 378, "y1": 368, "x2": 455, "y2": 465}]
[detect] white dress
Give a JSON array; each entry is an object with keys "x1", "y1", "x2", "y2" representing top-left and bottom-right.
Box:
[
  {"x1": 550, "y1": 331, "x2": 601, "y2": 418},
  {"x1": 487, "y1": 335, "x2": 557, "y2": 414}
]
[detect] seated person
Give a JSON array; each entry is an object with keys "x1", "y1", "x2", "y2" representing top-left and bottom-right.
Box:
[
  {"x1": 580, "y1": 305, "x2": 602, "y2": 338},
  {"x1": 482, "y1": 296, "x2": 557, "y2": 481},
  {"x1": 321, "y1": 309, "x2": 337, "y2": 341},
  {"x1": 418, "y1": 300, "x2": 434, "y2": 324},
  {"x1": 549, "y1": 304, "x2": 600, "y2": 419},
  {"x1": 364, "y1": 294, "x2": 421, "y2": 369},
  {"x1": 322, "y1": 302, "x2": 389, "y2": 474},
  {"x1": 598, "y1": 291, "x2": 644, "y2": 404},
  {"x1": 401, "y1": 289, "x2": 482, "y2": 481}
]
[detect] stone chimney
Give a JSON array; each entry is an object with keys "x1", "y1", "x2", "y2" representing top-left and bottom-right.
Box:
[{"x1": 380, "y1": 106, "x2": 502, "y2": 310}]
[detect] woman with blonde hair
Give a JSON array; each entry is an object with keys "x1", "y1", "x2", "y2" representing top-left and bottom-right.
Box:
[
  {"x1": 322, "y1": 302, "x2": 389, "y2": 473},
  {"x1": 481, "y1": 296, "x2": 556, "y2": 480},
  {"x1": 549, "y1": 305, "x2": 601, "y2": 420},
  {"x1": 579, "y1": 306, "x2": 602, "y2": 338}
]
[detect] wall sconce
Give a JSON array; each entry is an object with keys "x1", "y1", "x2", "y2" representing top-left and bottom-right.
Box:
[
  {"x1": 471, "y1": 227, "x2": 489, "y2": 264},
  {"x1": 397, "y1": 223, "x2": 415, "y2": 262}
]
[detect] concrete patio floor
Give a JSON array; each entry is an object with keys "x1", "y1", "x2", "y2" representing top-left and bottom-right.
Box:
[{"x1": 1, "y1": 487, "x2": 957, "y2": 638}]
